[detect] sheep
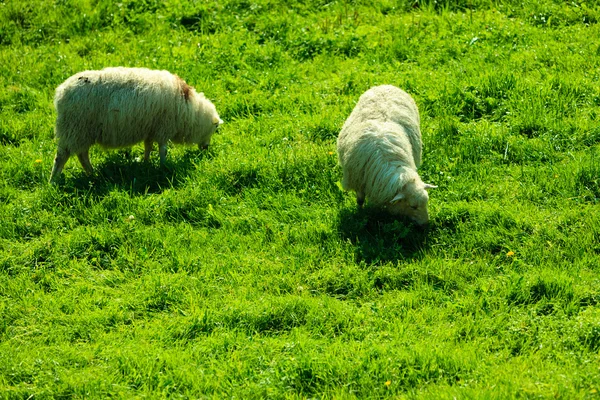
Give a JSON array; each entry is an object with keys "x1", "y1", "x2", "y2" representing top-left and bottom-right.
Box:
[
  {"x1": 50, "y1": 67, "x2": 223, "y2": 182},
  {"x1": 336, "y1": 85, "x2": 436, "y2": 225}
]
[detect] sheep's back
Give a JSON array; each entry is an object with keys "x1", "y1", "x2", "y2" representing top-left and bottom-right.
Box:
[
  {"x1": 342, "y1": 85, "x2": 422, "y2": 168},
  {"x1": 54, "y1": 68, "x2": 187, "y2": 148}
]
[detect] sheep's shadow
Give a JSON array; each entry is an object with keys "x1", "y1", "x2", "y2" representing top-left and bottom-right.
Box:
[
  {"x1": 337, "y1": 206, "x2": 431, "y2": 265},
  {"x1": 57, "y1": 148, "x2": 213, "y2": 197}
]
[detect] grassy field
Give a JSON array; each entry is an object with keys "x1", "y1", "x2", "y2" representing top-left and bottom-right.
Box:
[{"x1": 1, "y1": 0, "x2": 600, "y2": 398}]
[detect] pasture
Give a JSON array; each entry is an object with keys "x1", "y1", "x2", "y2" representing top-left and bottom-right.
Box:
[{"x1": 1, "y1": 0, "x2": 599, "y2": 397}]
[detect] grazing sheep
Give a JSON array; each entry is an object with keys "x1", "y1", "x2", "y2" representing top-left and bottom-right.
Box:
[
  {"x1": 337, "y1": 85, "x2": 436, "y2": 225},
  {"x1": 50, "y1": 67, "x2": 223, "y2": 182}
]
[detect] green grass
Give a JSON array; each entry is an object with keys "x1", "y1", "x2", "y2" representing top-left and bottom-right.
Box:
[{"x1": 1, "y1": 0, "x2": 600, "y2": 397}]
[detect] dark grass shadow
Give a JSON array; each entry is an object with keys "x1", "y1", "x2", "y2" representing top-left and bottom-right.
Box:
[
  {"x1": 56, "y1": 149, "x2": 214, "y2": 198},
  {"x1": 337, "y1": 206, "x2": 431, "y2": 265}
]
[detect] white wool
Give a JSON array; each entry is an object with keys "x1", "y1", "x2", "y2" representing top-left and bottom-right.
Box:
[
  {"x1": 50, "y1": 67, "x2": 222, "y2": 181},
  {"x1": 337, "y1": 85, "x2": 435, "y2": 225}
]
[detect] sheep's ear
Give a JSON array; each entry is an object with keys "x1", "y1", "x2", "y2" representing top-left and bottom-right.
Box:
[
  {"x1": 424, "y1": 183, "x2": 438, "y2": 190},
  {"x1": 391, "y1": 193, "x2": 405, "y2": 203}
]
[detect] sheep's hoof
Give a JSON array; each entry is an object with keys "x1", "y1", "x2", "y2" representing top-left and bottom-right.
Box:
[{"x1": 357, "y1": 196, "x2": 365, "y2": 207}]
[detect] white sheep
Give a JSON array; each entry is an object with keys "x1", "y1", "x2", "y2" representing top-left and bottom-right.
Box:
[
  {"x1": 50, "y1": 67, "x2": 223, "y2": 182},
  {"x1": 337, "y1": 85, "x2": 436, "y2": 225}
]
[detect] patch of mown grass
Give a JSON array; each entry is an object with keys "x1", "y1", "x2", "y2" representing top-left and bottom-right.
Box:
[{"x1": 1, "y1": 0, "x2": 600, "y2": 398}]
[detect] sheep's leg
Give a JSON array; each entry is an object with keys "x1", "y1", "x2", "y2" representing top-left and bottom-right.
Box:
[
  {"x1": 77, "y1": 150, "x2": 94, "y2": 175},
  {"x1": 158, "y1": 143, "x2": 168, "y2": 165},
  {"x1": 356, "y1": 191, "x2": 365, "y2": 207},
  {"x1": 49, "y1": 148, "x2": 70, "y2": 183},
  {"x1": 144, "y1": 140, "x2": 153, "y2": 162},
  {"x1": 199, "y1": 143, "x2": 209, "y2": 150}
]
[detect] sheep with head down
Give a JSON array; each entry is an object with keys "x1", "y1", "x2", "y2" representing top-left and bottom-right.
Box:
[
  {"x1": 337, "y1": 85, "x2": 436, "y2": 225},
  {"x1": 50, "y1": 67, "x2": 223, "y2": 182}
]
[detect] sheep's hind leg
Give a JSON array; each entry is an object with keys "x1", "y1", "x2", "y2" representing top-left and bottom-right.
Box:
[
  {"x1": 77, "y1": 150, "x2": 94, "y2": 175},
  {"x1": 49, "y1": 148, "x2": 70, "y2": 183},
  {"x1": 158, "y1": 143, "x2": 168, "y2": 165},
  {"x1": 144, "y1": 140, "x2": 153, "y2": 162}
]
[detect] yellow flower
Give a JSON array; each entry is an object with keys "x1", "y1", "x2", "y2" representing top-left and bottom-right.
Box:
[
  {"x1": 34, "y1": 159, "x2": 42, "y2": 164},
  {"x1": 506, "y1": 251, "x2": 515, "y2": 257},
  {"x1": 126, "y1": 215, "x2": 135, "y2": 222},
  {"x1": 328, "y1": 151, "x2": 334, "y2": 155},
  {"x1": 385, "y1": 380, "x2": 391, "y2": 387}
]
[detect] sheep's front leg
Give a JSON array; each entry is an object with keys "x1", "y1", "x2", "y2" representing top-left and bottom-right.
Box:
[
  {"x1": 144, "y1": 140, "x2": 153, "y2": 162},
  {"x1": 50, "y1": 148, "x2": 70, "y2": 183},
  {"x1": 158, "y1": 143, "x2": 168, "y2": 165},
  {"x1": 77, "y1": 150, "x2": 94, "y2": 175}
]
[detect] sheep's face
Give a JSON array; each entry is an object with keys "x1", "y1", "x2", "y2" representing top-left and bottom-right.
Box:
[
  {"x1": 387, "y1": 180, "x2": 436, "y2": 225},
  {"x1": 190, "y1": 94, "x2": 223, "y2": 148},
  {"x1": 198, "y1": 115, "x2": 223, "y2": 148}
]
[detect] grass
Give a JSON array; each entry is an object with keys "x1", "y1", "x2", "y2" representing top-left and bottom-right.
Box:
[{"x1": 1, "y1": 0, "x2": 600, "y2": 397}]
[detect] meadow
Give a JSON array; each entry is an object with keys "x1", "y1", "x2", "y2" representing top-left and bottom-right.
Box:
[{"x1": 1, "y1": 0, "x2": 600, "y2": 397}]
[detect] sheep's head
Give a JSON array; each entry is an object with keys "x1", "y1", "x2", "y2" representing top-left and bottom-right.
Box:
[
  {"x1": 191, "y1": 94, "x2": 223, "y2": 148},
  {"x1": 198, "y1": 115, "x2": 223, "y2": 149},
  {"x1": 387, "y1": 176, "x2": 437, "y2": 225}
]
